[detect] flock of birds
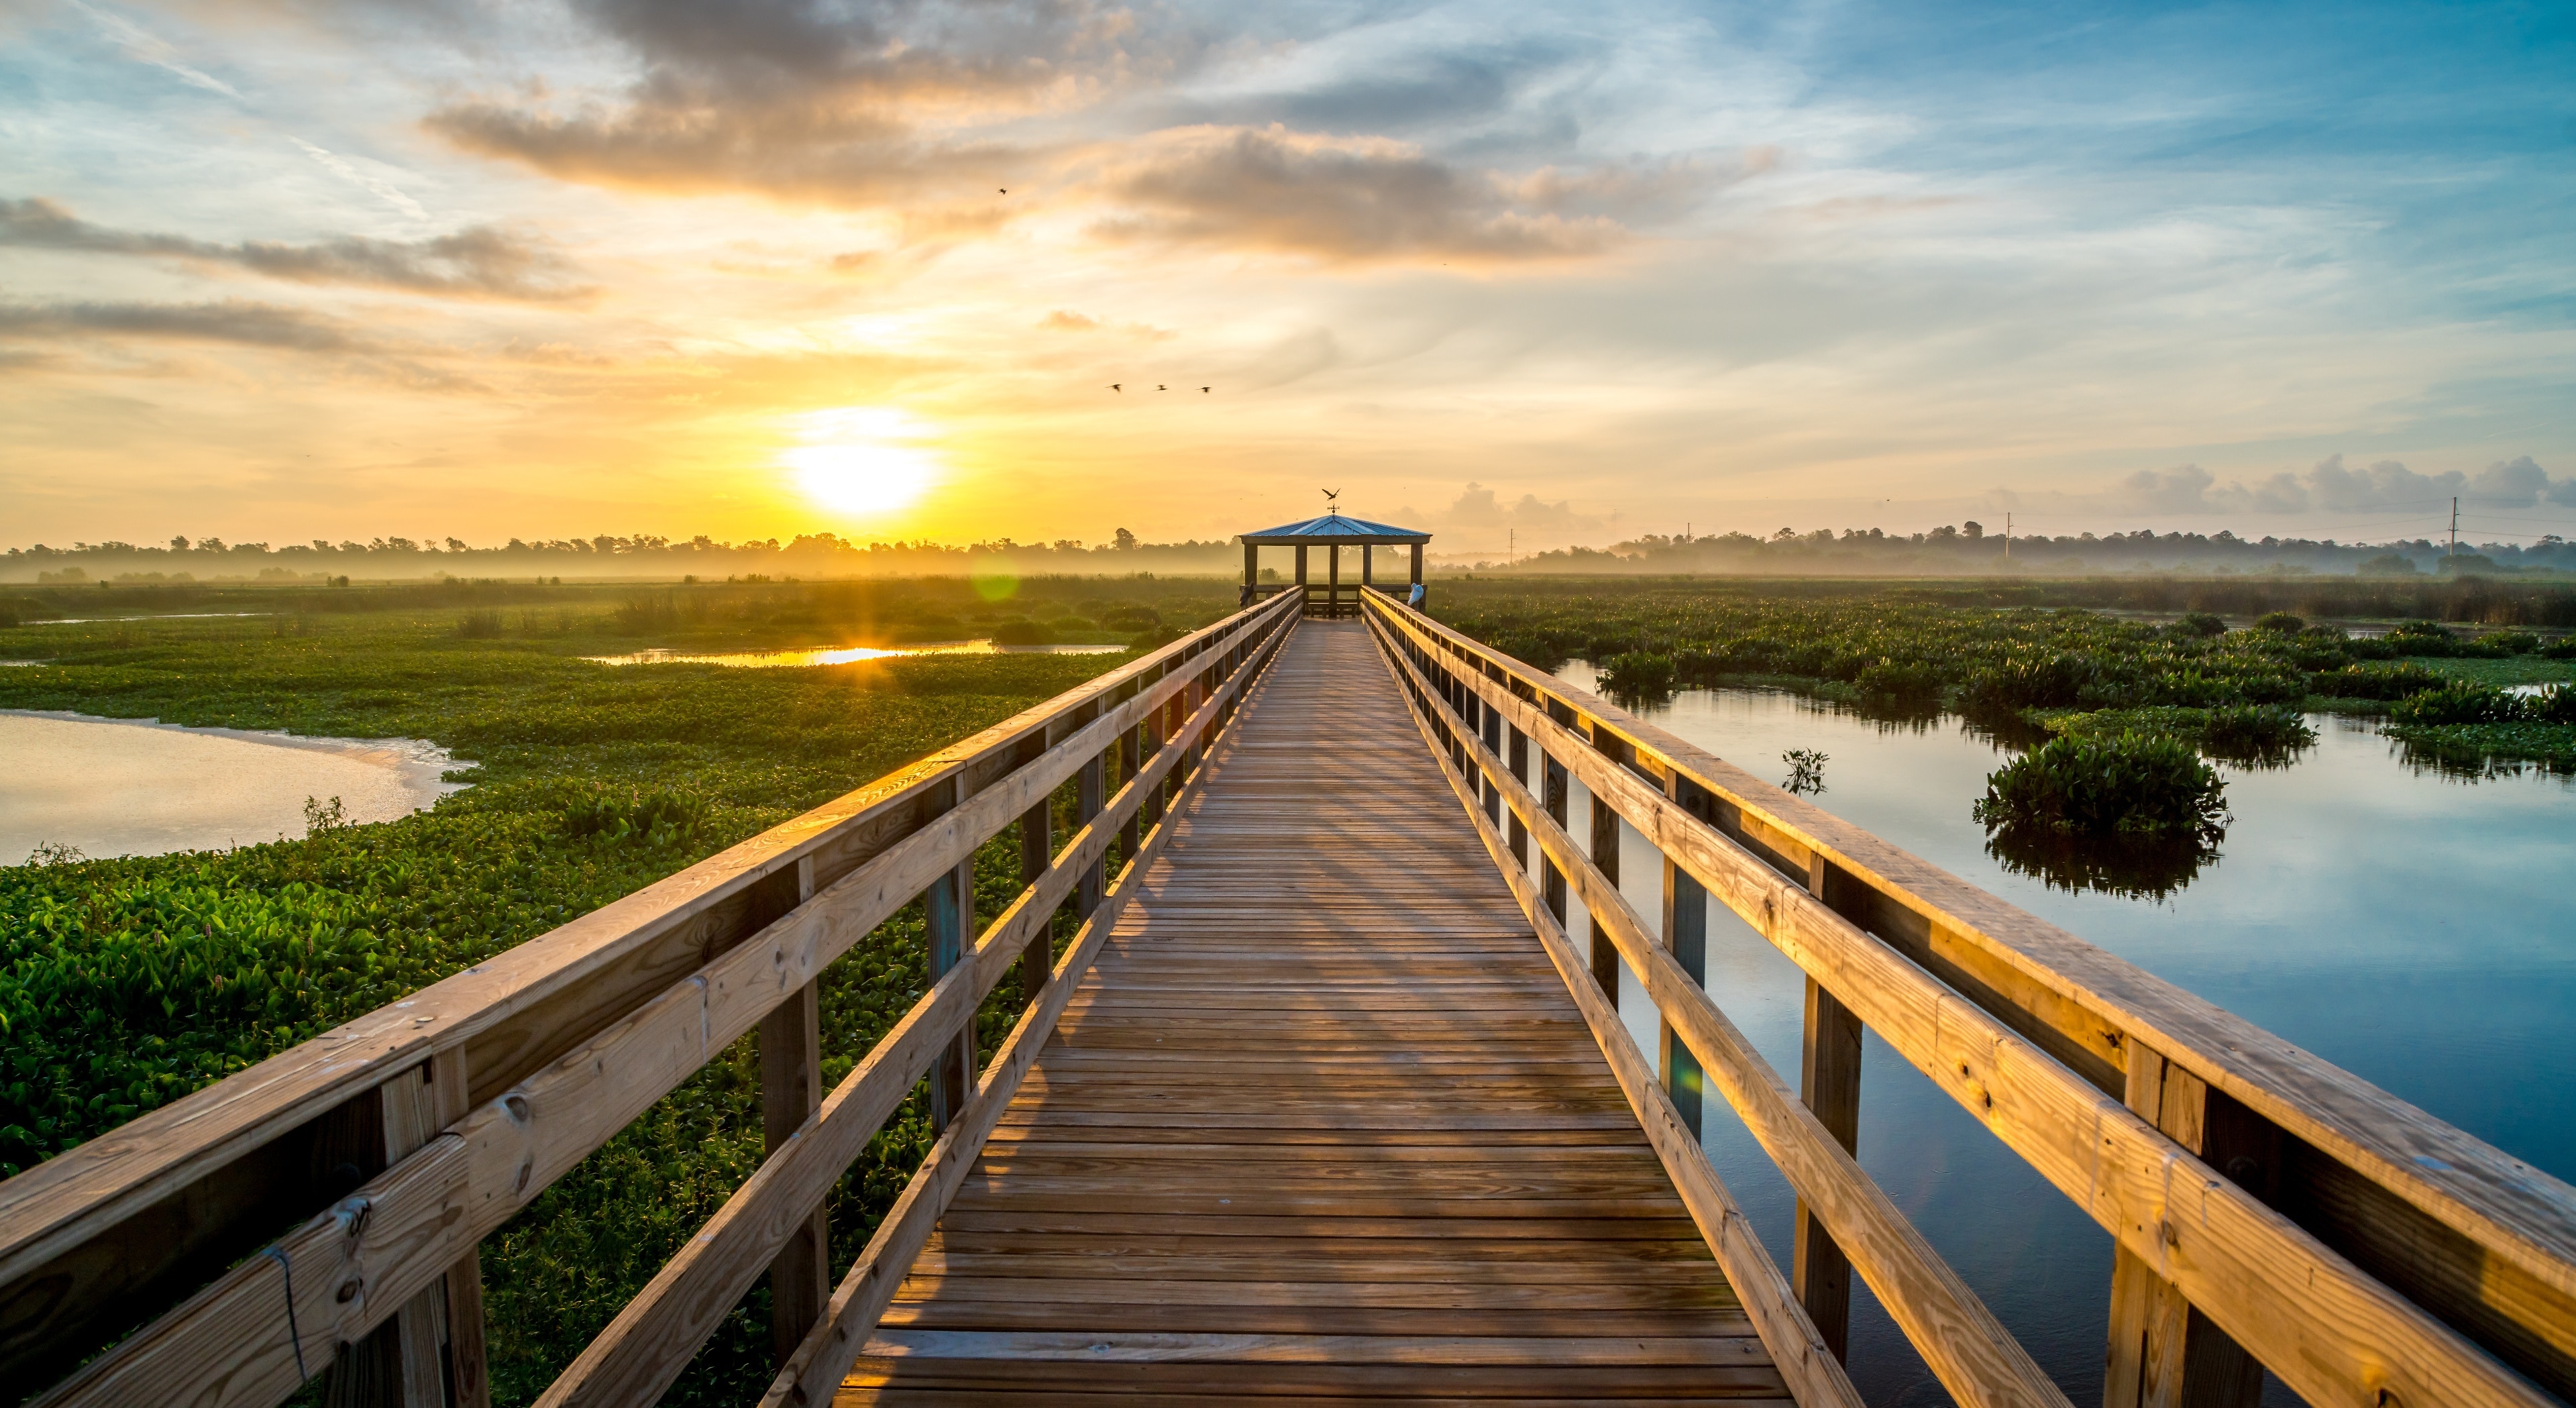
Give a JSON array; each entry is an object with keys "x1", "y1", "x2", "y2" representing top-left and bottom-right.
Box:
[{"x1": 1108, "y1": 384, "x2": 1211, "y2": 393}]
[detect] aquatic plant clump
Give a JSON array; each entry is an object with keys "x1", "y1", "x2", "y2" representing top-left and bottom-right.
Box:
[
  {"x1": 2198, "y1": 704, "x2": 2318, "y2": 759},
  {"x1": 1597, "y1": 651, "x2": 1677, "y2": 701},
  {"x1": 1974, "y1": 733, "x2": 2228, "y2": 842},
  {"x1": 2389, "y1": 682, "x2": 2527, "y2": 726}
]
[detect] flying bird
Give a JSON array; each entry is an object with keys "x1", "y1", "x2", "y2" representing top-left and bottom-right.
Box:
[
  {"x1": 1200, "y1": 386, "x2": 1211, "y2": 393},
  {"x1": 1322, "y1": 488, "x2": 1341, "y2": 503},
  {"x1": 1000, "y1": 188, "x2": 1008, "y2": 194},
  {"x1": 1157, "y1": 384, "x2": 1167, "y2": 390},
  {"x1": 1109, "y1": 384, "x2": 1121, "y2": 392}
]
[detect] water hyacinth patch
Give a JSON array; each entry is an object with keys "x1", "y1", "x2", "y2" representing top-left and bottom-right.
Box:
[
  {"x1": 2389, "y1": 682, "x2": 2528, "y2": 726},
  {"x1": 1974, "y1": 733, "x2": 2229, "y2": 843}
]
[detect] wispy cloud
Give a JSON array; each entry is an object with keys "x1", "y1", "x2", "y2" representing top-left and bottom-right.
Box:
[
  {"x1": 68, "y1": 0, "x2": 242, "y2": 100},
  {"x1": 0, "y1": 299, "x2": 486, "y2": 390},
  {"x1": 0, "y1": 198, "x2": 590, "y2": 302},
  {"x1": 0, "y1": 298, "x2": 375, "y2": 351},
  {"x1": 290, "y1": 138, "x2": 431, "y2": 222}
]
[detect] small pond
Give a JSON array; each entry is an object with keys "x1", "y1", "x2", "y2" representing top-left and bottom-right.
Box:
[
  {"x1": 0, "y1": 711, "x2": 466, "y2": 863},
  {"x1": 1548, "y1": 665, "x2": 2576, "y2": 1407},
  {"x1": 585, "y1": 640, "x2": 1127, "y2": 668}
]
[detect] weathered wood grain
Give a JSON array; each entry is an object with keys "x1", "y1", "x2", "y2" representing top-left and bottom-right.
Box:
[
  {"x1": 1379, "y1": 616, "x2": 2068, "y2": 1408},
  {"x1": 1371, "y1": 596, "x2": 2576, "y2": 1398},
  {"x1": 829, "y1": 622, "x2": 1791, "y2": 1406},
  {"x1": 1371, "y1": 596, "x2": 2561, "y2": 1408},
  {"x1": 535, "y1": 606, "x2": 1294, "y2": 1408}
]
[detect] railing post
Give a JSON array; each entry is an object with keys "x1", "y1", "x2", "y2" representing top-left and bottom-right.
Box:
[
  {"x1": 1505, "y1": 723, "x2": 1531, "y2": 870},
  {"x1": 1540, "y1": 706, "x2": 1570, "y2": 927},
  {"x1": 1797, "y1": 854, "x2": 1865, "y2": 1362},
  {"x1": 1142, "y1": 677, "x2": 1169, "y2": 831},
  {"x1": 1660, "y1": 775, "x2": 1709, "y2": 1138},
  {"x1": 1479, "y1": 674, "x2": 1504, "y2": 826},
  {"x1": 2103, "y1": 1045, "x2": 2268, "y2": 1408},
  {"x1": 1077, "y1": 731, "x2": 1107, "y2": 919},
  {"x1": 924, "y1": 776, "x2": 975, "y2": 1133},
  {"x1": 1585, "y1": 735, "x2": 1621, "y2": 1004},
  {"x1": 320, "y1": 1049, "x2": 488, "y2": 1408},
  {"x1": 1118, "y1": 713, "x2": 1143, "y2": 877},
  {"x1": 1018, "y1": 781, "x2": 1053, "y2": 1006},
  {"x1": 759, "y1": 852, "x2": 828, "y2": 1368}
]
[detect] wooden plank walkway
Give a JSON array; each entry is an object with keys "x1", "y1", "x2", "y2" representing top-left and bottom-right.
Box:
[{"x1": 846, "y1": 620, "x2": 1786, "y2": 1405}]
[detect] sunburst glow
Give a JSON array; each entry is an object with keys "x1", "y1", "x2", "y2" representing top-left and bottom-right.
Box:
[{"x1": 783, "y1": 409, "x2": 940, "y2": 517}]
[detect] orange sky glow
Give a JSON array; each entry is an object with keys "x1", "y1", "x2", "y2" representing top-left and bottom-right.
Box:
[{"x1": 4, "y1": 1, "x2": 2572, "y2": 554}]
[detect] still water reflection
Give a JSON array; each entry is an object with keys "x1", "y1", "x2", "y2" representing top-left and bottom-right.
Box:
[
  {"x1": 0, "y1": 711, "x2": 465, "y2": 863},
  {"x1": 1552, "y1": 666, "x2": 2576, "y2": 1407},
  {"x1": 584, "y1": 640, "x2": 1125, "y2": 668}
]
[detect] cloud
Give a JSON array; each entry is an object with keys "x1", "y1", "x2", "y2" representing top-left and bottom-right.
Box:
[
  {"x1": 1092, "y1": 125, "x2": 1672, "y2": 263},
  {"x1": 0, "y1": 198, "x2": 590, "y2": 302},
  {"x1": 70, "y1": 0, "x2": 243, "y2": 100},
  {"x1": 1040, "y1": 309, "x2": 1100, "y2": 331},
  {"x1": 289, "y1": 138, "x2": 431, "y2": 223},
  {"x1": 0, "y1": 299, "x2": 486, "y2": 390},
  {"x1": 424, "y1": 0, "x2": 1146, "y2": 205},
  {"x1": 2109, "y1": 454, "x2": 2576, "y2": 515},
  {"x1": 0, "y1": 299, "x2": 374, "y2": 352},
  {"x1": 1397, "y1": 482, "x2": 1614, "y2": 537}
]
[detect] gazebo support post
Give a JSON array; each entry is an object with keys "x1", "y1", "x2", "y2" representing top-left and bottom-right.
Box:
[
  {"x1": 1329, "y1": 544, "x2": 1341, "y2": 618},
  {"x1": 1241, "y1": 541, "x2": 1258, "y2": 608},
  {"x1": 1410, "y1": 543, "x2": 1425, "y2": 606},
  {"x1": 1295, "y1": 545, "x2": 1309, "y2": 617},
  {"x1": 1363, "y1": 545, "x2": 1375, "y2": 592}
]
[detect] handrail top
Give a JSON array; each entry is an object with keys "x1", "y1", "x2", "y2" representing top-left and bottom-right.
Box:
[
  {"x1": 0, "y1": 590, "x2": 1300, "y2": 1280},
  {"x1": 1364, "y1": 591, "x2": 2576, "y2": 1299}
]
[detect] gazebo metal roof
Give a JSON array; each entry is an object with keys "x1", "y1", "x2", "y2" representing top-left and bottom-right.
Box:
[{"x1": 1239, "y1": 511, "x2": 1430, "y2": 545}]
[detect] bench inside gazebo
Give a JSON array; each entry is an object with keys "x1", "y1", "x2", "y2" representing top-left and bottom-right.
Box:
[{"x1": 1239, "y1": 510, "x2": 1431, "y2": 615}]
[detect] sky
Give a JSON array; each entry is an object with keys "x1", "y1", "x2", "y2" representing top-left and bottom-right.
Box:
[{"x1": 2, "y1": 0, "x2": 2573, "y2": 555}]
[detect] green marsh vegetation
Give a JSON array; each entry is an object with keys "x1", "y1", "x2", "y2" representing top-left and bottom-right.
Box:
[
  {"x1": 0, "y1": 572, "x2": 1233, "y2": 1404},
  {"x1": 1430, "y1": 576, "x2": 2576, "y2": 894}
]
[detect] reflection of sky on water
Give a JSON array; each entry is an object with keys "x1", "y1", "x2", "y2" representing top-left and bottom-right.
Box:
[
  {"x1": 1, "y1": 711, "x2": 466, "y2": 863},
  {"x1": 584, "y1": 639, "x2": 1125, "y2": 668},
  {"x1": 1548, "y1": 665, "x2": 2575, "y2": 1407}
]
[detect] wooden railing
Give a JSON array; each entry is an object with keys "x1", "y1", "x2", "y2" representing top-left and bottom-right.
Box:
[
  {"x1": 1362, "y1": 590, "x2": 2576, "y2": 1408},
  {"x1": 0, "y1": 588, "x2": 1303, "y2": 1408},
  {"x1": 1244, "y1": 581, "x2": 1388, "y2": 618}
]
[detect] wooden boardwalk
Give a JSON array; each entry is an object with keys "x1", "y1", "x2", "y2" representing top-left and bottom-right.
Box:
[{"x1": 849, "y1": 620, "x2": 1786, "y2": 1405}]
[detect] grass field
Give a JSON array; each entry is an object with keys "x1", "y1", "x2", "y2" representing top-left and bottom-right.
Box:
[{"x1": 0, "y1": 576, "x2": 1237, "y2": 1404}]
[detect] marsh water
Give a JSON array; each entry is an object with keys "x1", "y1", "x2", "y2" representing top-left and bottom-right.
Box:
[
  {"x1": 0, "y1": 711, "x2": 464, "y2": 863},
  {"x1": 1550, "y1": 666, "x2": 2576, "y2": 1407}
]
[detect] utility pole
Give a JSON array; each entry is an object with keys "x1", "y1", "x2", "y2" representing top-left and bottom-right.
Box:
[
  {"x1": 2449, "y1": 498, "x2": 2459, "y2": 557},
  {"x1": 2004, "y1": 512, "x2": 2012, "y2": 562},
  {"x1": 1509, "y1": 529, "x2": 1514, "y2": 568}
]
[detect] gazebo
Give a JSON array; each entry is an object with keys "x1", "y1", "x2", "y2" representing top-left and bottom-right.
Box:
[{"x1": 1238, "y1": 511, "x2": 1433, "y2": 614}]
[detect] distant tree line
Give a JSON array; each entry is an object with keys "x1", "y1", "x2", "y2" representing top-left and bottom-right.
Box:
[
  {"x1": 11, "y1": 520, "x2": 2573, "y2": 584},
  {"x1": 1502, "y1": 523, "x2": 2576, "y2": 577},
  {"x1": 3, "y1": 529, "x2": 1242, "y2": 584}
]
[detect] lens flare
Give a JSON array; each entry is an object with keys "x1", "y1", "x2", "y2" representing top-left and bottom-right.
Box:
[{"x1": 782, "y1": 407, "x2": 939, "y2": 516}]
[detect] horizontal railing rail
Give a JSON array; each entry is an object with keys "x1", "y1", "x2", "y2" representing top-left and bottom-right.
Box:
[
  {"x1": 1362, "y1": 590, "x2": 2576, "y2": 1408},
  {"x1": 0, "y1": 588, "x2": 1302, "y2": 1408}
]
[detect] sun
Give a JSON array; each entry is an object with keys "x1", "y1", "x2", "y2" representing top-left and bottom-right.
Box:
[{"x1": 782, "y1": 407, "x2": 940, "y2": 516}]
